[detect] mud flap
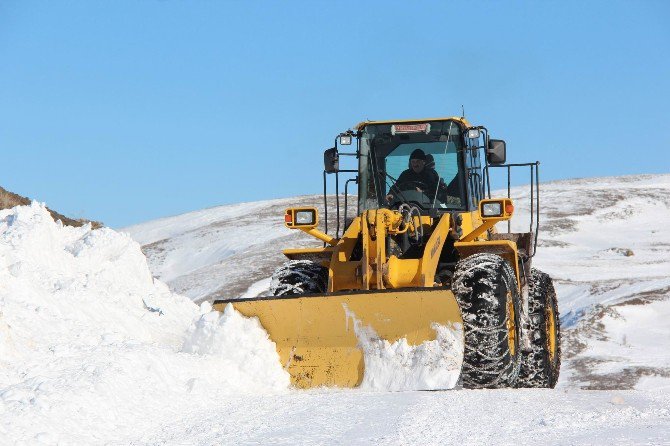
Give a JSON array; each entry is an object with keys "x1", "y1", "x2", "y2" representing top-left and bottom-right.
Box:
[{"x1": 213, "y1": 288, "x2": 462, "y2": 389}]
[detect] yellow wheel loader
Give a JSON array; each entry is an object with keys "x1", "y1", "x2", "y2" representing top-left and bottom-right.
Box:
[{"x1": 214, "y1": 117, "x2": 560, "y2": 389}]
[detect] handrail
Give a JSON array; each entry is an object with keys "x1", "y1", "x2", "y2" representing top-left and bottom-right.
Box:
[{"x1": 483, "y1": 161, "x2": 540, "y2": 257}]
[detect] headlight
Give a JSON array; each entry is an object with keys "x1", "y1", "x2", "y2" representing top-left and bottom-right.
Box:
[
  {"x1": 284, "y1": 207, "x2": 319, "y2": 229},
  {"x1": 339, "y1": 135, "x2": 352, "y2": 145},
  {"x1": 296, "y1": 210, "x2": 315, "y2": 225},
  {"x1": 481, "y1": 202, "x2": 503, "y2": 217}
]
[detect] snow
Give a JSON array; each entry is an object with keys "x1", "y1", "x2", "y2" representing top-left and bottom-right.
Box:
[
  {"x1": 636, "y1": 375, "x2": 670, "y2": 392},
  {"x1": 122, "y1": 197, "x2": 312, "y2": 303},
  {"x1": 344, "y1": 305, "x2": 463, "y2": 391},
  {"x1": 122, "y1": 195, "x2": 350, "y2": 302},
  {"x1": 2, "y1": 174, "x2": 670, "y2": 444},
  {"x1": 138, "y1": 389, "x2": 670, "y2": 445},
  {"x1": 500, "y1": 174, "x2": 670, "y2": 390},
  {"x1": 182, "y1": 303, "x2": 290, "y2": 390},
  {"x1": 0, "y1": 203, "x2": 288, "y2": 444},
  {"x1": 507, "y1": 174, "x2": 670, "y2": 317},
  {"x1": 575, "y1": 298, "x2": 670, "y2": 382},
  {"x1": 238, "y1": 277, "x2": 272, "y2": 299}
]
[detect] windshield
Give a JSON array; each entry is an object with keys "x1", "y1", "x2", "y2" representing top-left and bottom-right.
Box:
[{"x1": 358, "y1": 120, "x2": 466, "y2": 211}]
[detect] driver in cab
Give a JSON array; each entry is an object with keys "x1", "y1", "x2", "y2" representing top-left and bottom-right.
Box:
[{"x1": 385, "y1": 149, "x2": 439, "y2": 204}]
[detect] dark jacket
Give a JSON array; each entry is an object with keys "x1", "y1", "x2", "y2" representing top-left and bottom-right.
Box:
[{"x1": 389, "y1": 167, "x2": 440, "y2": 199}]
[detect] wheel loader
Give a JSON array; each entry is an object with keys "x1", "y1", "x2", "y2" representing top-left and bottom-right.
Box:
[{"x1": 213, "y1": 116, "x2": 560, "y2": 389}]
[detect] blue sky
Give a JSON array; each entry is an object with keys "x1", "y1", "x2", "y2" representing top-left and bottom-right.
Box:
[{"x1": 1, "y1": 1, "x2": 668, "y2": 227}]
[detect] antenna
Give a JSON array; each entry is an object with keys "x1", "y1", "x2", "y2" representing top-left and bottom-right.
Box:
[{"x1": 461, "y1": 105, "x2": 465, "y2": 118}]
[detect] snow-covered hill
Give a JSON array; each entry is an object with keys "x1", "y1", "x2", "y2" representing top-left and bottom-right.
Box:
[
  {"x1": 1, "y1": 174, "x2": 668, "y2": 444},
  {"x1": 124, "y1": 196, "x2": 323, "y2": 303},
  {"x1": 508, "y1": 174, "x2": 670, "y2": 390}
]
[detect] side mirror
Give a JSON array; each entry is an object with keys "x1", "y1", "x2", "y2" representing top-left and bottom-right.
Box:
[
  {"x1": 487, "y1": 139, "x2": 506, "y2": 165},
  {"x1": 324, "y1": 147, "x2": 339, "y2": 173}
]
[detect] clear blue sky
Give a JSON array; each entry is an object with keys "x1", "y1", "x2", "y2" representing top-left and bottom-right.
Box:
[{"x1": 1, "y1": 1, "x2": 668, "y2": 227}]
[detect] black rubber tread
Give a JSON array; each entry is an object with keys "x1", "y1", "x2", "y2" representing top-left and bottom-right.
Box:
[
  {"x1": 269, "y1": 260, "x2": 328, "y2": 296},
  {"x1": 453, "y1": 253, "x2": 522, "y2": 389},
  {"x1": 517, "y1": 268, "x2": 561, "y2": 388}
]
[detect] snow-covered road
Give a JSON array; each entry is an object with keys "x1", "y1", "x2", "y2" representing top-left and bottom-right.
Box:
[{"x1": 141, "y1": 389, "x2": 670, "y2": 445}]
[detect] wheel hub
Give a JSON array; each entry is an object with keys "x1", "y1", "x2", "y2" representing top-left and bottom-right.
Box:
[
  {"x1": 506, "y1": 291, "x2": 516, "y2": 357},
  {"x1": 546, "y1": 305, "x2": 557, "y2": 362}
]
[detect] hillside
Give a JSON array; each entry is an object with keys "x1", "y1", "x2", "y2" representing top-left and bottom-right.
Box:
[
  {"x1": 124, "y1": 196, "x2": 354, "y2": 302},
  {"x1": 0, "y1": 186, "x2": 102, "y2": 229}
]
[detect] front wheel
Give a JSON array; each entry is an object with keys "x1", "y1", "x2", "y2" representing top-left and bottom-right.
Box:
[
  {"x1": 453, "y1": 253, "x2": 522, "y2": 389},
  {"x1": 269, "y1": 260, "x2": 328, "y2": 296}
]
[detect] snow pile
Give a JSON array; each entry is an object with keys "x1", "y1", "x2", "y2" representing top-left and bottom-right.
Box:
[
  {"x1": 359, "y1": 323, "x2": 463, "y2": 391},
  {"x1": 344, "y1": 306, "x2": 463, "y2": 391},
  {"x1": 0, "y1": 202, "x2": 196, "y2": 351},
  {"x1": 183, "y1": 303, "x2": 290, "y2": 388},
  {"x1": 0, "y1": 202, "x2": 288, "y2": 444}
]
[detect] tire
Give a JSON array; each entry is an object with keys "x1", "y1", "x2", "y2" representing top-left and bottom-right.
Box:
[
  {"x1": 269, "y1": 260, "x2": 328, "y2": 296},
  {"x1": 517, "y1": 269, "x2": 561, "y2": 388},
  {"x1": 453, "y1": 253, "x2": 522, "y2": 389}
]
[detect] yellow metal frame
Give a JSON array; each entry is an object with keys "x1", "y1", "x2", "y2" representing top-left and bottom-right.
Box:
[
  {"x1": 282, "y1": 247, "x2": 336, "y2": 264},
  {"x1": 460, "y1": 198, "x2": 514, "y2": 242},
  {"x1": 284, "y1": 200, "x2": 522, "y2": 294},
  {"x1": 325, "y1": 209, "x2": 455, "y2": 291}
]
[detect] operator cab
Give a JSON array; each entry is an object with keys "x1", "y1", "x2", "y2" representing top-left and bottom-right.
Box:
[
  {"x1": 322, "y1": 116, "x2": 508, "y2": 245},
  {"x1": 357, "y1": 118, "x2": 481, "y2": 214}
]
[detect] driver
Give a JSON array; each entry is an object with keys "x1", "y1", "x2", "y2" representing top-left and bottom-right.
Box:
[{"x1": 385, "y1": 149, "x2": 439, "y2": 203}]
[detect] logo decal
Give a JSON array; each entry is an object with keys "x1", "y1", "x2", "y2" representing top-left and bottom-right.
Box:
[{"x1": 431, "y1": 236, "x2": 441, "y2": 258}]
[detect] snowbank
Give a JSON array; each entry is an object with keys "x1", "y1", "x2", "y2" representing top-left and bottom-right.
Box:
[{"x1": 0, "y1": 202, "x2": 288, "y2": 444}]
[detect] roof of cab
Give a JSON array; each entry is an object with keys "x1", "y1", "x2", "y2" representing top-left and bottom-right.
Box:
[{"x1": 354, "y1": 116, "x2": 472, "y2": 131}]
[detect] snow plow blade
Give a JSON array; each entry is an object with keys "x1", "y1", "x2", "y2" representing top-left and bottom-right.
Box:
[{"x1": 213, "y1": 288, "x2": 462, "y2": 389}]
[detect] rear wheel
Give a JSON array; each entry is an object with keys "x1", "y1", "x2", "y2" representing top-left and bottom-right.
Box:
[
  {"x1": 269, "y1": 260, "x2": 328, "y2": 296},
  {"x1": 517, "y1": 269, "x2": 561, "y2": 388},
  {"x1": 453, "y1": 253, "x2": 522, "y2": 388}
]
